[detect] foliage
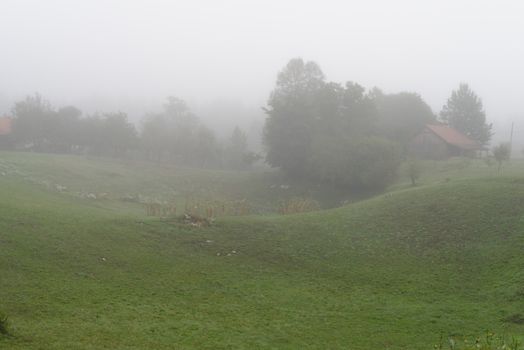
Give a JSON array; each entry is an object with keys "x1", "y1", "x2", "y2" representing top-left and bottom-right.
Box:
[
  {"x1": 0, "y1": 312, "x2": 9, "y2": 336},
  {"x1": 11, "y1": 94, "x2": 138, "y2": 156},
  {"x1": 8, "y1": 94, "x2": 256, "y2": 170},
  {"x1": 440, "y1": 83, "x2": 493, "y2": 146},
  {"x1": 223, "y1": 126, "x2": 250, "y2": 170},
  {"x1": 493, "y1": 142, "x2": 511, "y2": 171},
  {"x1": 11, "y1": 93, "x2": 55, "y2": 150},
  {"x1": 263, "y1": 58, "x2": 325, "y2": 175},
  {"x1": 372, "y1": 89, "x2": 436, "y2": 148},
  {"x1": 406, "y1": 158, "x2": 422, "y2": 186},
  {"x1": 309, "y1": 135, "x2": 401, "y2": 189},
  {"x1": 264, "y1": 58, "x2": 399, "y2": 189},
  {"x1": 278, "y1": 197, "x2": 320, "y2": 214}
]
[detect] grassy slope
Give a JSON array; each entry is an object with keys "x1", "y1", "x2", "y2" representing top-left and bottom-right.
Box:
[
  {"x1": 0, "y1": 151, "x2": 357, "y2": 214},
  {"x1": 1, "y1": 152, "x2": 524, "y2": 349}
]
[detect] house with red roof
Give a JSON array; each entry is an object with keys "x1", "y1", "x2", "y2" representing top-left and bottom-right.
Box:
[{"x1": 409, "y1": 124, "x2": 482, "y2": 159}]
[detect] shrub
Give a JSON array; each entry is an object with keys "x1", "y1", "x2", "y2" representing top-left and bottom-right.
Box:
[
  {"x1": 278, "y1": 197, "x2": 320, "y2": 215},
  {"x1": 309, "y1": 136, "x2": 401, "y2": 190},
  {"x1": 493, "y1": 143, "x2": 511, "y2": 172},
  {"x1": 406, "y1": 158, "x2": 421, "y2": 186},
  {"x1": 0, "y1": 312, "x2": 9, "y2": 336}
]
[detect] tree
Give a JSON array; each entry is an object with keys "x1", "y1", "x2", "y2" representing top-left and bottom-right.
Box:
[
  {"x1": 101, "y1": 112, "x2": 138, "y2": 157},
  {"x1": 263, "y1": 58, "x2": 325, "y2": 175},
  {"x1": 139, "y1": 97, "x2": 221, "y2": 166},
  {"x1": 264, "y1": 58, "x2": 402, "y2": 189},
  {"x1": 49, "y1": 106, "x2": 83, "y2": 153},
  {"x1": 225, "y1": 126, "x2": 249, "y2": 169},
  {"x1": 194, "y1": 125, "x2": 218, "y2": 167},
  {"x1": 141, "y1": 113, "x2": 171, "y2": 161},
  {"x1": 440, "y1": 83, "x2": 492, "y2": 146},
  {"x1": 492, "y1": 143, "x2": 510, "y2": 172},
  {"x1": 11, "y1": 93, "x2": 54, "y2": 150},
  {"x1": 406, "y1": 158, "x2": 422, "y2": 186},
  {"x1": 373, "y1": 90, "x2": 436, "y2": 148},
  {"x1": 163, "y1": 96, "x2": 199, "y2": 163},
  {"x1": 309, "y1": 135, "x2": 401, "y2": 189}
]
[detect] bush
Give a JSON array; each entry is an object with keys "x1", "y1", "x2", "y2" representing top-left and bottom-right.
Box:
[
  {"x1": 278, "y1": 197, "x2": 320, "y2": 215},
  {"x1": 493, "y1": 143, "x2": 511, "y2": 172},
  {"x1": 406, "y1": 158, "x2": 421, "y2": 186},
  {"x1": 0, "y1": 312, "x2": 9, "y2": 336},
  {"x1": 309, "y1": 136, "x2": 401, "y2": 190}
]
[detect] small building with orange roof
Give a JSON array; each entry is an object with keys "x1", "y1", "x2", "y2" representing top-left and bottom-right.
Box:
[{"x1": 410, "y1": 124, "x2": 482, "y2": 159}]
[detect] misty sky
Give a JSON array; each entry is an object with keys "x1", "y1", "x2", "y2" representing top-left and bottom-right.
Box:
[{"x1": 1, "y1": 0, "x2": 523, "y2": 143}]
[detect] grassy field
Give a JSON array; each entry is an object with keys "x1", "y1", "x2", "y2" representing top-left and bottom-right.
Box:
[
  {"x1": 1, "y1": 151, "x2": 524, "y2": 349},
  {"x1": 0, "y1": 151, "x2": 367, "y2": 215}
]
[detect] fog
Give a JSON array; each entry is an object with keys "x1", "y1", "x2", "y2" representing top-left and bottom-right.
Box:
[{"x1": 1, "y1": 0, "x2": 523, "y2": 148}]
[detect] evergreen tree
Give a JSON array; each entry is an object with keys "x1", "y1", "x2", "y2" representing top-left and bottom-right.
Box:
[{"x1": 440, "y1": 83, "x2": 492, "y2": 146}]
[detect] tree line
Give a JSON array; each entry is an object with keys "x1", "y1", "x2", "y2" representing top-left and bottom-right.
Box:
[
  {"x1": 3, "y1": 94, "x2": 259, "y2": 170},
  {"x1": 2, "y1": 58, "x2": 492, "y2": 189},
  {"x1": 263, "y1": 58, "x2": 492, "y2": 189}
]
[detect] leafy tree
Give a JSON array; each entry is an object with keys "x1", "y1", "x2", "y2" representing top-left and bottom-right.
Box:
[
  {"x1": 373, "y1": 90, "x2": 436, "y2": 148},
  {"x1": 264, "y1": 58, "x2": 325, "y2": 175},
  {"x1": 140, "y1": 97, "x2": 222, "y2": 166},
  {"x1": 78, "y1": 112, "x2": 137, "y2": 157},
  {"x1": 141, "y1": 113, "x2": 171, "y2": 161},
  {"x1": 225, "y1": 126, "x2": 249, "y2": 169},
  {"x1": 163, "y1": 96, "x2": 199, "y2": 163},
  {"x1": 406, "y1": 158, "x2": 422, "y2": 186},
  {"x1": 309, "y1": 135, "x2": 400, "y2": 189},
  {"x1": 11, "y1": 93, "x2": 54, "y2": 150},
  {"x1": 264, "y1": 58, "x2": 401, "y2": 189},
  {"x1": 194, "y1": 125, "x2": 218, "y2": 167},
  {"x1": 492, "y1": 143, "x2": 510, "y2": 172},
  {"x1": 48, "y1": 106, "x2": 83, "y2": 153},
  {"x1": 440, "y1": 83, "x2": 492, "y2": 146},
  {"x1": 101, "y1": 112, "x2": 138, "y2": 157}
]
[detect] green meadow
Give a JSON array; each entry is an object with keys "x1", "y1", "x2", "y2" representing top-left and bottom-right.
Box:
[{"x1": 1, "y1": 151, "x2": 524, "y2": 349}]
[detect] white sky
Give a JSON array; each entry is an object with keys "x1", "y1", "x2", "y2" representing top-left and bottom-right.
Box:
[{"x1": 0, "y1": 0, "x2": 523, "y2": 142}]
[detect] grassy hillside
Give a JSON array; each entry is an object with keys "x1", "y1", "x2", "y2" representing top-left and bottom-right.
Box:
[
  {"x1": 0, "y1": 151, "x2": 364, "y2": 214},
  {"x1": 1, "y1": 152, "x2": 524, "y2": 349}
]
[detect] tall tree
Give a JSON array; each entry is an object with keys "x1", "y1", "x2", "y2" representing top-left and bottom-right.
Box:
[
  {"x1": 226, "y1": 126, "x2": 249, "y2": 169},
  {"x1": 440, "y1": 83, "x2": 492, "y2": 146},
  {"x1": 373, "y1": 90, "x2": 436, "y2": 148},
  {"x1": 264, "y1": 58, "x2": 401, "y2": 189},
  {"x1": 263, "y1": 58, "x2": 325, "y2": 175}
]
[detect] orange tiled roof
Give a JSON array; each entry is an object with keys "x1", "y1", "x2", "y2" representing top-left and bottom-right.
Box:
[{"x1": 426, "y1": 124, "x2": 480, "y2": 150}]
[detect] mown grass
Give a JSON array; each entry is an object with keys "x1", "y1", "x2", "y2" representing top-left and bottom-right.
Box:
[{"x1": 1, "y1": 152, "x2": 524, "y2": 348}]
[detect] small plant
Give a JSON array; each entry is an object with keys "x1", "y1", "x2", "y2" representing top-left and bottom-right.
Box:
[
  {"x1": 493, "y1": 143, "x2": 511, "y2": 172},
  {"x1": 278, "y1": 198, "x2": 320, "y2": 215},
  {"x1": 0, "y1": 312, "x2": 10, "y2": 336},
  {"x1": 406, "y1": 159, "x2": 421, "y2": 186},
  {"x1": 145, "y1": 202, "x2": 176, "y2": 217}
]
